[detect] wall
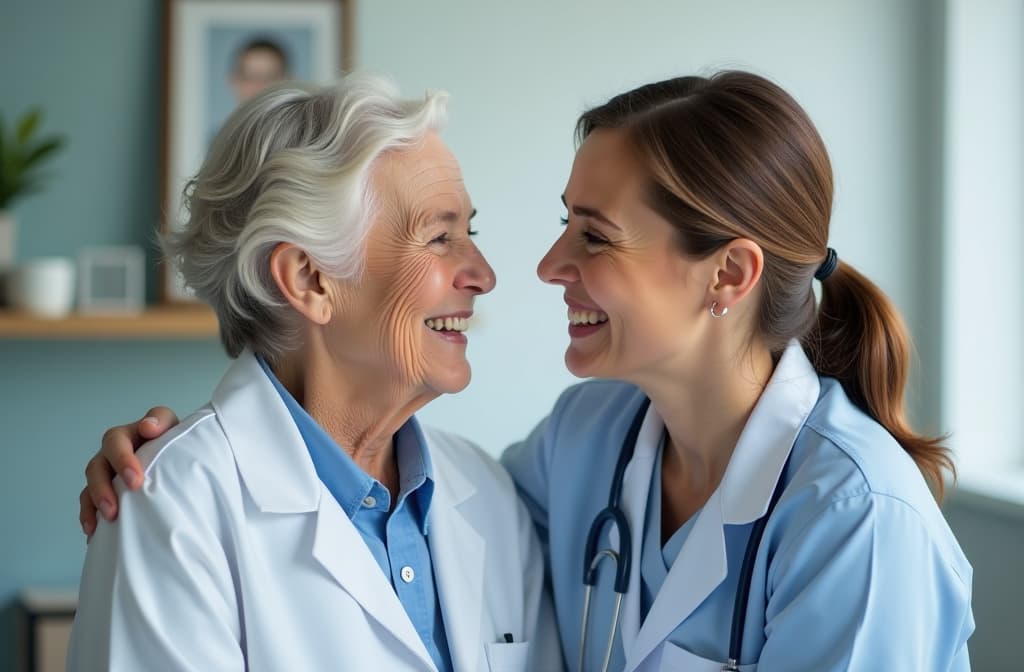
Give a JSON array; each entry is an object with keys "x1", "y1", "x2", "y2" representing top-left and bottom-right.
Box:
[{"x1": 0, "y1": 0, "x2": 997, "y2": 667}]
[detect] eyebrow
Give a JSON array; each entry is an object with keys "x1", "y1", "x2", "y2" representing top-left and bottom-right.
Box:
[
  {"x1": 432, "y1": 208, "x2": 477, "y2": 224},
  {"x1": 561, "y1": 194, "x2": 621, "y2": 231}
]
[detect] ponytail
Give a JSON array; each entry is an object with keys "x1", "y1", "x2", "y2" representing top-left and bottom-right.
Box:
[{"x1": 802, "y1": 261, "x2": 954, "y2": 499}]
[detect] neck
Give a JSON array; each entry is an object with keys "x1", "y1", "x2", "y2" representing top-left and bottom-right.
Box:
[
  {"x1": 636, "y1": 342, "x2": 774, "y2": 539},
  {"x1": 270, "y1": 340, "x2": 436, "y2": 496}
]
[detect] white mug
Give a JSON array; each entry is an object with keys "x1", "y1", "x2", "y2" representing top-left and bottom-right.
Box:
[{"x1": 11, "y1": 257, "x2": 76, "y2": 318}]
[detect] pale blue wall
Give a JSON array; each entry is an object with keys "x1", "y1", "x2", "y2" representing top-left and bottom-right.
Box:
[{"x1": 0, "y1": 2, "x2": 230, "y2": 665}]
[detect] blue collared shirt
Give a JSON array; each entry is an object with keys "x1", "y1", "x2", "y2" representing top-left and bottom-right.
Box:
[{"x1": 258, "y1": 357, "x2": 452, "y2": 672}]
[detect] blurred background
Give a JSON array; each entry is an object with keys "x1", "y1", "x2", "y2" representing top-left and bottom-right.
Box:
[{"x1": 1, "y1": 0, "x2": 1021, "y2": 669}]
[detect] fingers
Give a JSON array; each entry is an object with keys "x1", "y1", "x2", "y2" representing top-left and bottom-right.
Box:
[
  {"x1": 82, "y1": 407, "x2": 179, "y2": 536},
  {"x1": 138, "y1": 406, "x2": 179, "y2": 440},
  {"x1": 79, "y1": 487, "x2": 97, "y2": 539},
  {"x1": 85, "y1": 452, "x2": 120, "y2": 524}
]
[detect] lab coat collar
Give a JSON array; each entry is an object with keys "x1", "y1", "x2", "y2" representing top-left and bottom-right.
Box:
[
  {"x1": 211, "y1": 350, "x2": 321, "y2": 513},
  {"x1": 211, "y1": 351, "x2": 438, "y2": 670},
  {"x1": 423, "y1": 431, "x2": 486, "y2": 672},
  {"x1": 622, "y1": 340, "x2": 820, "y2": 671}
]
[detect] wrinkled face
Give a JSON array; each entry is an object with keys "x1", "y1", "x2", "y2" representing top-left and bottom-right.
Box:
[
  {"x1": 328, "y1": 132, "x2": 495, "y2": 397},
  {"x1": 538, "y1": 128, "x2": 709, "y2": 381}
]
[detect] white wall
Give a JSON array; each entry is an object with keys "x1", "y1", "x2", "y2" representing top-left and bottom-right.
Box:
[
  {"x1": 355, "y1": 0, "x2": 940, "y2": 455},
  {"x1": 943, "y1": 0, "x2": 1024, "y2": 485}
]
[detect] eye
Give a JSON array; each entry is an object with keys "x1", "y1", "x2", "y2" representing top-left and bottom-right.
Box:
[
  {"x1": 430, "y1": 232, "x2": 450, "y2": 245},
  {"x1": 559, "y1": 216, "x2": 569, "y2": 225},
  {"x1": 581, "y1": 230, "x2": 609, "y2": 246},
  {"x1": 467, "y1": 227, "x2": 479, "y2": 237}
]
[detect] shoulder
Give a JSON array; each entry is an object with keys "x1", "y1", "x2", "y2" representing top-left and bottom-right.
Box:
[
  {"x1": 123, "y1": 405, "x2": 238, "y2": 508},
  {"x1": 553, "y1": 378, "x2": 643, "y2": 418},
  {"x1": 423, "y1": 425, "x2": 509, "y2": 485},
  {"x1": 777, "y1": 378, "x2": 971, "y2": 584},
  {"x1": 542, "y1": 379, "x2": 646, "y2": 447},
  {"x1": 792, "y1": 377, "x2": 936, "y2": 508},
  {"x1": 134, "y1": 406, "x2": 230, "y2": 473}
]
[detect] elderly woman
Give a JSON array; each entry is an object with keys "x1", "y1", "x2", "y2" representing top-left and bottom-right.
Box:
[{"x1": 67, "y1": 75, "x2": 559, "y2": 672}]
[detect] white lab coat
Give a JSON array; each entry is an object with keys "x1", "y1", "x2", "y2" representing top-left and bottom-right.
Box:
[{"x1": 68, "y1": 351, "x2": 562, "y2": 672}]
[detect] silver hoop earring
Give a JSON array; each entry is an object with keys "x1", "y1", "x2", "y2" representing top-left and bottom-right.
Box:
[{"x1": 710, "y1": 301, "x2": 728, "y2": 318}]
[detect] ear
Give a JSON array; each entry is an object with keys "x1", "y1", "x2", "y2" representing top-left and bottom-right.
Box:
[
  {"x1": 706, "y1": 238, "x2": 764, "y2": 312},
  {"x1": 269, "y1": 243, "x2": 333, "y2": 325}
]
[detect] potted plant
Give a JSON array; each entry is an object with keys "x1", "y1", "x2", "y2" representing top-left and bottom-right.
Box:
[
  {"x1": 0, "y1": 108, "x2": 66, "y2": 268},
  {"x1": 0, "y1": 108, "x2": 66, "y2": 309}
]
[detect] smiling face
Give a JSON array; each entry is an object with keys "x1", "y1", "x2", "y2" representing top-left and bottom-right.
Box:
[
  {"x1": 325, "y1": 132, "x2": 495, "y2": 397},
  {"x1": 538, "y1": 128, "x2": 714, "y2": 382}
]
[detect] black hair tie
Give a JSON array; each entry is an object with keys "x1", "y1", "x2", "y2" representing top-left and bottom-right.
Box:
[{"x1": 815, "y1": 247, "x2": 838, "y2": 281}]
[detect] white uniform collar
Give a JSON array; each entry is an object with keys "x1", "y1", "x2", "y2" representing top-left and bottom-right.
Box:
[
  {"x1": 619, "y1": 340, "x2": 820, "y2": 669},
  {"x1": 719, "y1": 339, "x2": 820, "y2": 525}
]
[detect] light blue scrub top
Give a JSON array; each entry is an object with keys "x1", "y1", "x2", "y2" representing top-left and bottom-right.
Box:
[
  {"x1": 502, "y1": 342, "x2": 975, "y2": 671},
  {"x1": 258, "y1": 357, "x2": 453, "y2": 672}
]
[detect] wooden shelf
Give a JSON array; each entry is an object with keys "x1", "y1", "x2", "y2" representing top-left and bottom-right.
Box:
[{"x1": 0, "y1": 305, "x2": 219, "y2": 339}]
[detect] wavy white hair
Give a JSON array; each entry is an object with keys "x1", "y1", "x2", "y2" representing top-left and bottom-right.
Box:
[{"x1": 164, "y1": 73, "x2": 449, "y2": 360}]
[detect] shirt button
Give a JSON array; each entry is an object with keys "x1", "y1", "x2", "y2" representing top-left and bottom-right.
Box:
[
  {"x1": 400, "y1": 566, "x2": 415, "y2": 583},
  {"x1": 362, "y1": 495, "x2": 376, "y2": 508}
]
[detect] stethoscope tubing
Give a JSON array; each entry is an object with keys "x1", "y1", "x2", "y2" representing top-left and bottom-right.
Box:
[{"x1": 579, "y1": 396, "x2": 791, "y2": 672}]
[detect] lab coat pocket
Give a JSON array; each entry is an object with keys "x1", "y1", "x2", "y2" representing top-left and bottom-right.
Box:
[
  {"x1": 483, "y1": 640, "x2": 531, "y2": 672},
  {"x1": 658, "y1": 641, "x2": 756, "y2": 672}
]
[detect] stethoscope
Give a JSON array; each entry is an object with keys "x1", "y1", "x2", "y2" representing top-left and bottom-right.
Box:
[{"x1": 579, "y1": 398, "x2": 790, "y2": 672}]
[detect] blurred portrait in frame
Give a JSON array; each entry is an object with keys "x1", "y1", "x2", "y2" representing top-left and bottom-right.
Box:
[{"x1": 161, "y1": 0, "x2": 353, "y2": 301}]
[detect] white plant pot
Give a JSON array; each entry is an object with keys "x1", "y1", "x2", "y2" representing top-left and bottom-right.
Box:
[
  {"x1": 11, "y1": 257, "x2": 76, "y2": 318},
  {"x1": 0, "y1": 211, "x2": 14, "y2": 269}
]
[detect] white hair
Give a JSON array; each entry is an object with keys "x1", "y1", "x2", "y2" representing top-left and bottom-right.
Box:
[{"x1": 164, "y1": 73, "x2": 449, "y2": 360}]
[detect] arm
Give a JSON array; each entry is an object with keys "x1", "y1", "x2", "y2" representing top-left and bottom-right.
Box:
[
  {"x1": 501, "y1": 404, "x2": 563, "y2": 557},
  {"x1": 757, "y1": 493, "x2": 974, "y2": 671},
  {"x1": 68, "y1": 443, "x2": 244, "y2": 671},
  {"x1": 79, "y1": 406, "x2": 179, "y2": 537},
  {"x1": 516, "y1": 493, "x2": 564, "y2": 670}
]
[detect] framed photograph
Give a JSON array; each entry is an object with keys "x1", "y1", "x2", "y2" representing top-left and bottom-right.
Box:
[
  {"x1": 160, "y1": 0, "x2": 354, "y2": 301},
  {"x1": 78, "y1": 246, "x2": 146, "y2": 314}
]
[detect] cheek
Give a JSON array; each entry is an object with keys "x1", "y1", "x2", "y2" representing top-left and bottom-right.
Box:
[{"x1": 372, "y1": 255, "x2": 442, "y2": 371}]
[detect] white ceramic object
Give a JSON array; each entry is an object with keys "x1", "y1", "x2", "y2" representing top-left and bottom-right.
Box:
[
  {"x1": 11, "y1": 257, "x2": 76, "y2": 318},
  {"x1": 0, "y1": 211, "x2": 14, "y2": 269}
]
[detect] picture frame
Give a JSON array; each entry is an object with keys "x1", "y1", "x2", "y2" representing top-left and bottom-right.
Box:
[
  {"x1": 160, "y1": 0, "x2": 354, "y2": 301},
  {"x1": 77, "y1": 246, "x2": 146, "y2": 315}
]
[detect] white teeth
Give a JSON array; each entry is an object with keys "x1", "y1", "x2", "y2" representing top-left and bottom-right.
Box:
[
  {"x1": 567, "y1": 308, "x2": 609, "y2": 326},
  {"x1": 426, "y1": 317, "x2": 469, "y2": 332}
]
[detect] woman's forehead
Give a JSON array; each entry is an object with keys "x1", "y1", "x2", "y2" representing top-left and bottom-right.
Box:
[{"x1": 565, "y1": 129, "x2": 646, "y2": 205}]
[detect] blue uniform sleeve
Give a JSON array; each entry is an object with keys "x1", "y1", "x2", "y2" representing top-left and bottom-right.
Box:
[
  {"x1": 501, "y1": 405, "x2": 561, "y2": 555},
  {"x1": 502, "y1": 382, "x2": 590, "y2": 569},
  {"x1": 758, "y1": 492, "x2": 974, "y2": 671}
]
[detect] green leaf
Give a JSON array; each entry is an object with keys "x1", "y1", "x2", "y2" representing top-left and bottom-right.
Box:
[
  {"x1": 16, "y1": 108, "x2": 41, "y2": 144},
  {"x1": 24, "y1": 137, "x2": 64, "y2": 169}
]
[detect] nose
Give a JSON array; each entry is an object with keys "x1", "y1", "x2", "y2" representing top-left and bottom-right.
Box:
[
  {"x1": 455, "y1": 243, "x2": 497, "y2": 295},
  {"x1": 537, "y1": 229, "x2": 579, "y2": 286}
]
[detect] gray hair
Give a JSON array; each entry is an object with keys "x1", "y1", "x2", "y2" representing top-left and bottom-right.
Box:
[{"x1": 164, "y1": 73, "x2": 449, "y2": 360}]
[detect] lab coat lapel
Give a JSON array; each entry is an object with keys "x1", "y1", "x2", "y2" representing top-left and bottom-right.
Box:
[
  {"x1": 311, "y1": 499, "x2": 437, "y2": 670},
  {"x1": 616, "y1": 401, "x2": 664, "y2": 657},
  {"x1": 623, "y1": 341, "x2": 820, "y2": 671},
  {"x1": 624, "y1": 491, "x2": 728, "y2": 672},
  {"x1": 426, "y1": 435, "x2": 486, "y2": 672},
  {"x1": 213, "y1": 351, "x2": 436, "y2": 671}
]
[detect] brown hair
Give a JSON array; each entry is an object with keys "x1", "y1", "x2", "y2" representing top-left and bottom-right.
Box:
[{"x1": 577, "y1": 72, "x2": 953, "y2": 498}]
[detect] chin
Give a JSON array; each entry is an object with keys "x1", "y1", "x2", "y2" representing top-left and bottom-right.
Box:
[
  {"x1": 429, "y1": 366, "x2": 472, "y2": 395},
  {"x1": 564, "y1": 349, "x2": 598, "y2": 379}
]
